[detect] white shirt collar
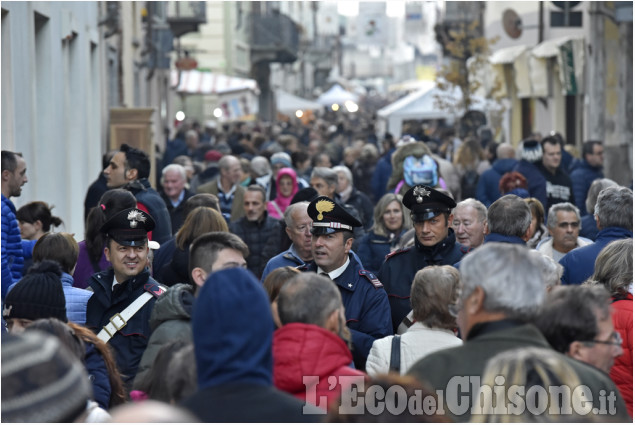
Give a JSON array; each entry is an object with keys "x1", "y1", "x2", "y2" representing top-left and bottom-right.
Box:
[
  {"x1": 111, "y1": 275, "x2": 122, "y2": 291},
  {"x1": 317, "y1": 257, "x2": 350, "y2": 280}
]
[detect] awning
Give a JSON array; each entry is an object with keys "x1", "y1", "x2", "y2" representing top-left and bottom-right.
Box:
[
  {"x1": 275, "y1": 90, "x2": 323, "y2": 115},
  {"x1": 532, "y1": 36, "x2": 581, "y2": 58},
  {"x1": 171, "y1": 70, "x2": 258, "y2": 95},
  {"x1": 489, "y1": 45, "x2": 529, "y2": 65}
]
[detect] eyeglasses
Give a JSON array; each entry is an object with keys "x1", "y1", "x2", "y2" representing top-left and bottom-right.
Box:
[{"x1": 585, "y1": 331, "x2": 623, "y2": 347}]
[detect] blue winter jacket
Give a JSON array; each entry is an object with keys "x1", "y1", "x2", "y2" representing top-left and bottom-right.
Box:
[
  {"x1": 1, "y1": 195, "x2": 23, "y2": 299},
  {"x1": 356, "y1": 230, "x2": 407, "y2": 275},
  {"x1": 513, "y1": 160, "x2": 547, "y2": 210},
  {"x1": 60, "y1": 272, "x2": 93, "y2": 325},
  {"x1": 560, "y1": 227, "x2": 633, "y2": 285},
  {"x1": 569, "y1": 160, "x2": 603, "y2": 216},
  {"x1": 260, "y1": 245, "x2": 307, "y2": 283},
  {"x1": 476, "y1": 158, "x2": 518, "y2": 207},
  {"x1": 371, "y1": 149, "x2": 395, "y2": 202},
  {"x1": 85, "y1": 342, "x2": 112, "y2": 409}
]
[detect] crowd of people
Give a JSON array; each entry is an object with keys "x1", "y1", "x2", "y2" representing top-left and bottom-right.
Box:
[{"x1": 0, "y1": 116, "x2": 632, "y2": 422}]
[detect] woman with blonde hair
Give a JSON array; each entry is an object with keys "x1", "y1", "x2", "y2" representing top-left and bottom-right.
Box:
[
  {"x1": 453, "y1": 137, "x2": 490, "y2": 200},
  {"x1": 156, "y1": 207, "x2": 228, "y2": 285},
  {"x1": 357, "y1": 193, "x2": 412, "y2": 274},
  {"x1": 366, "y1": 265, "x2": 462, "y2": 376}
]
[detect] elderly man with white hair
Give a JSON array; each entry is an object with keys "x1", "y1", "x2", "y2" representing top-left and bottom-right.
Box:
[
  {"x1": 407, "y1": 242, "x2": 629, "y2": 422},
  {"x1": 332, "y1": 165, "x2": 374, "y2": 231},
  {"x1": 160, "y1": 164, "x2": 194, "y2": 233}
]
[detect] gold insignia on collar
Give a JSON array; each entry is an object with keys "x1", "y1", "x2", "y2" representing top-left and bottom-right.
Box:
[
  {"x1": 315, "y1": 199, "x2": 335, "y2": 220},
  {"x1": 127, "y1": 210, "x2": 147, "y2": 228},
  {"x1": 413, "y1": 186, "x2": 430, "y2": 203}
]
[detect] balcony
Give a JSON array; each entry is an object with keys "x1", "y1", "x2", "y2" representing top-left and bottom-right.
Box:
[
  {"x1": 166, "y1": 1, "x2": 206, "y2": 38},
  {"x1": 238, "y1": 11, "x2": 299, "y2": 64}
]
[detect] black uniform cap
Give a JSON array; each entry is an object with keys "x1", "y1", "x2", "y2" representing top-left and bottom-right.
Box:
[
  {"x1": 100, "y1": 207, "x2": 155, "y2": 246},
  {"x1": 402, "y1": 185, "x2": 456, "y2": 222},
  {"x1": 307, "y1": 196, "x2": 362, "y2": 235}
]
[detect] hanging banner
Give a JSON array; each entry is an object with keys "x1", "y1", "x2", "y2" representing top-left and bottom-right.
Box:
[
  {"x1": 357, "y1": 2, "x2": 387, "y2": 47},
  {"x1": 557, "y1": 39, "x2": 585, "y2": 96}
]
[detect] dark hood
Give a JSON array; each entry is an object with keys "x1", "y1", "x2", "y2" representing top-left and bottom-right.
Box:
[
  {"x1": 192, "y1": 268, "x2": 274, "y2": 389},
  {"x1": 492, "y1": 158, "x2": 518, "y2": 174}
]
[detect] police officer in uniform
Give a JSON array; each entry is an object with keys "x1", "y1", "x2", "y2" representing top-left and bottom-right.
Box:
[
  {"x1": 378, "y1": 185, "x2": 469, "y2": 332},
  {"x1": 300, "y1": 196, "x2": 392, "y2": 369},
  {"x1": 85, "y1": 208, "x2": 166, "y2": 389}
]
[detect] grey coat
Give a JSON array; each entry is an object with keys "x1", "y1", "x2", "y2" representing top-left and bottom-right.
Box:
[{"x1": 133, "y1": 283, "x2": 194, "y2": 390}]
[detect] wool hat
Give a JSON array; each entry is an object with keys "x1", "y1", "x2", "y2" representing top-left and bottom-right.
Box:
[
  {"x1": 3, "y1": 260, "x2": 67, "y2": 322},
  {"x1": 270, "y1": 152, "x2": 292, "y2": 168},
  {"x1": 520, "y1": 139, "x2": 543, "y2": 163},
  {"x1": 204, "y1": 150, "x2": 223, "y2": 163},
  {"x1": 1, "y1": 331, "x2": 93, "y2": 422}
]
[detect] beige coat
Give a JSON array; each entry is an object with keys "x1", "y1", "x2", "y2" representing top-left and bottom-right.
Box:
[{"x1": 365, "y1": 322, "x2": 462, "y2": 376}]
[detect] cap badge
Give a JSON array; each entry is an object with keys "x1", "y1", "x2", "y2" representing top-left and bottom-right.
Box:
[
  {"x1": 315, "y1": 199, "x2": 335, "y2": 220},
  {"x1": 127, "y1": 210, "x2": 146, "y2": 228},
  {"x1": 413, "y1": 186, "x2": 430, "y2": 203}
]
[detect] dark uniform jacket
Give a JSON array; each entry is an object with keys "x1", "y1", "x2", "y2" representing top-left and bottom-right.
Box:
[
  {"x1": 378, "y1": 228, "x2": 468, "y2": 332},
  {"x1": 85, "y1": 268, "x2": 164, "y2": 388},
  {"x1": 300, "y1": 255, "x2": 393, "y2": 369},
  {"x1": 407, "y1": 321, "x2": 630, "y2": 422}
]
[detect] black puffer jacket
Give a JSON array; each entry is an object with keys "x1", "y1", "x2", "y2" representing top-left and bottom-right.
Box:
[{"x1": 230, "y1": 213, "x2": 281, "y2": 278}]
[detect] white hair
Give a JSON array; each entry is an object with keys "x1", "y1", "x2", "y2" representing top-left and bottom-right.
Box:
[
  {"x1": 459, "y1": 243, "x2": 545, "y2": 320},
  {"x1": 161, "y1": 163, "x2": 186, "y2": 183},
  {"x1": 332, "y1": 165, "x2": 353, "y2": 185}
]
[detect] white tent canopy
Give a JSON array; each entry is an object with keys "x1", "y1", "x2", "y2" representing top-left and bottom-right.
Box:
[
  {"x1": 377, "y1": 86, "x2": 494, "y2": 138},
  {"x1": 171, "y1": 70, "x2": 258, "y2": 95},
  {"x1": 316, "y1": 84, "x2": 359, "y2": 106},
  {"x1": 276, "y1": 90, "x2": 323, "y2": 114}
]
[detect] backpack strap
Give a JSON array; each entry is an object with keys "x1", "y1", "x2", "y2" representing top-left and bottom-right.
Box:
[{"x1": 389, "y1": 335, "x2": 401, "y2": 373}]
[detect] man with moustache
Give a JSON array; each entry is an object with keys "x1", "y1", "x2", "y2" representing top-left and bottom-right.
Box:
[{"x1": 537, "y1": 202, "x2": 591, "y2": 261}]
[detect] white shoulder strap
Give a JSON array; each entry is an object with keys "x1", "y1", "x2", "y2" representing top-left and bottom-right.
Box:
[{"x1": 97, "y1": 291, "x2": 155, "y2": 343}]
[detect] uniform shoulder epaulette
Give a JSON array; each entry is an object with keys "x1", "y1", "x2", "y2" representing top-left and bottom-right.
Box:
[
  {"x1": 385, "y1": 247, "x2": 410, "y2": 260},
  {"x1": 358, "y1": 270, "x2": 383, "y2": 289},
  {"x1": 144, "y1": 282, "x2": 167, "y2": 298},
  {"x1": 459, "y1": 245, "x2": 472, "y2": 254},
  {"x1": 296, "y1": 264, "x2": 309, "y2": 272}
]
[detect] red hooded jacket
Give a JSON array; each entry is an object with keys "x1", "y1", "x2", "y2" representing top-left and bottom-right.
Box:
[
  {"x1": 273, "y1": 323, "x2": 366, "y2": 411},
  {"x1": 610, "y1": 294, "x2": 632, "y2": 416}
]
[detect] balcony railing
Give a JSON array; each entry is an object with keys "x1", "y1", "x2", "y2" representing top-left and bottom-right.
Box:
[
  {"x1": 239, "y1": 12, "x2": 299, "y2": 64},
  {"x1": 166, "y1": 1, "x2": 206, "y2": 37}
]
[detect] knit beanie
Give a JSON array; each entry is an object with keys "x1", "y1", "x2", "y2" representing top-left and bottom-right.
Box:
[
  {"x1": 1, "y1": 331, "x2": 92, "y2": 422},
  {"x1": 520, "y1": 139, "x2": 543, "y2": 163},
  {"x1": 3, "y1": 260, "x2": 67, "y2": 322},
  {"x1": 270, "y1": 152, "x2": 292, "y2": 168}
]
